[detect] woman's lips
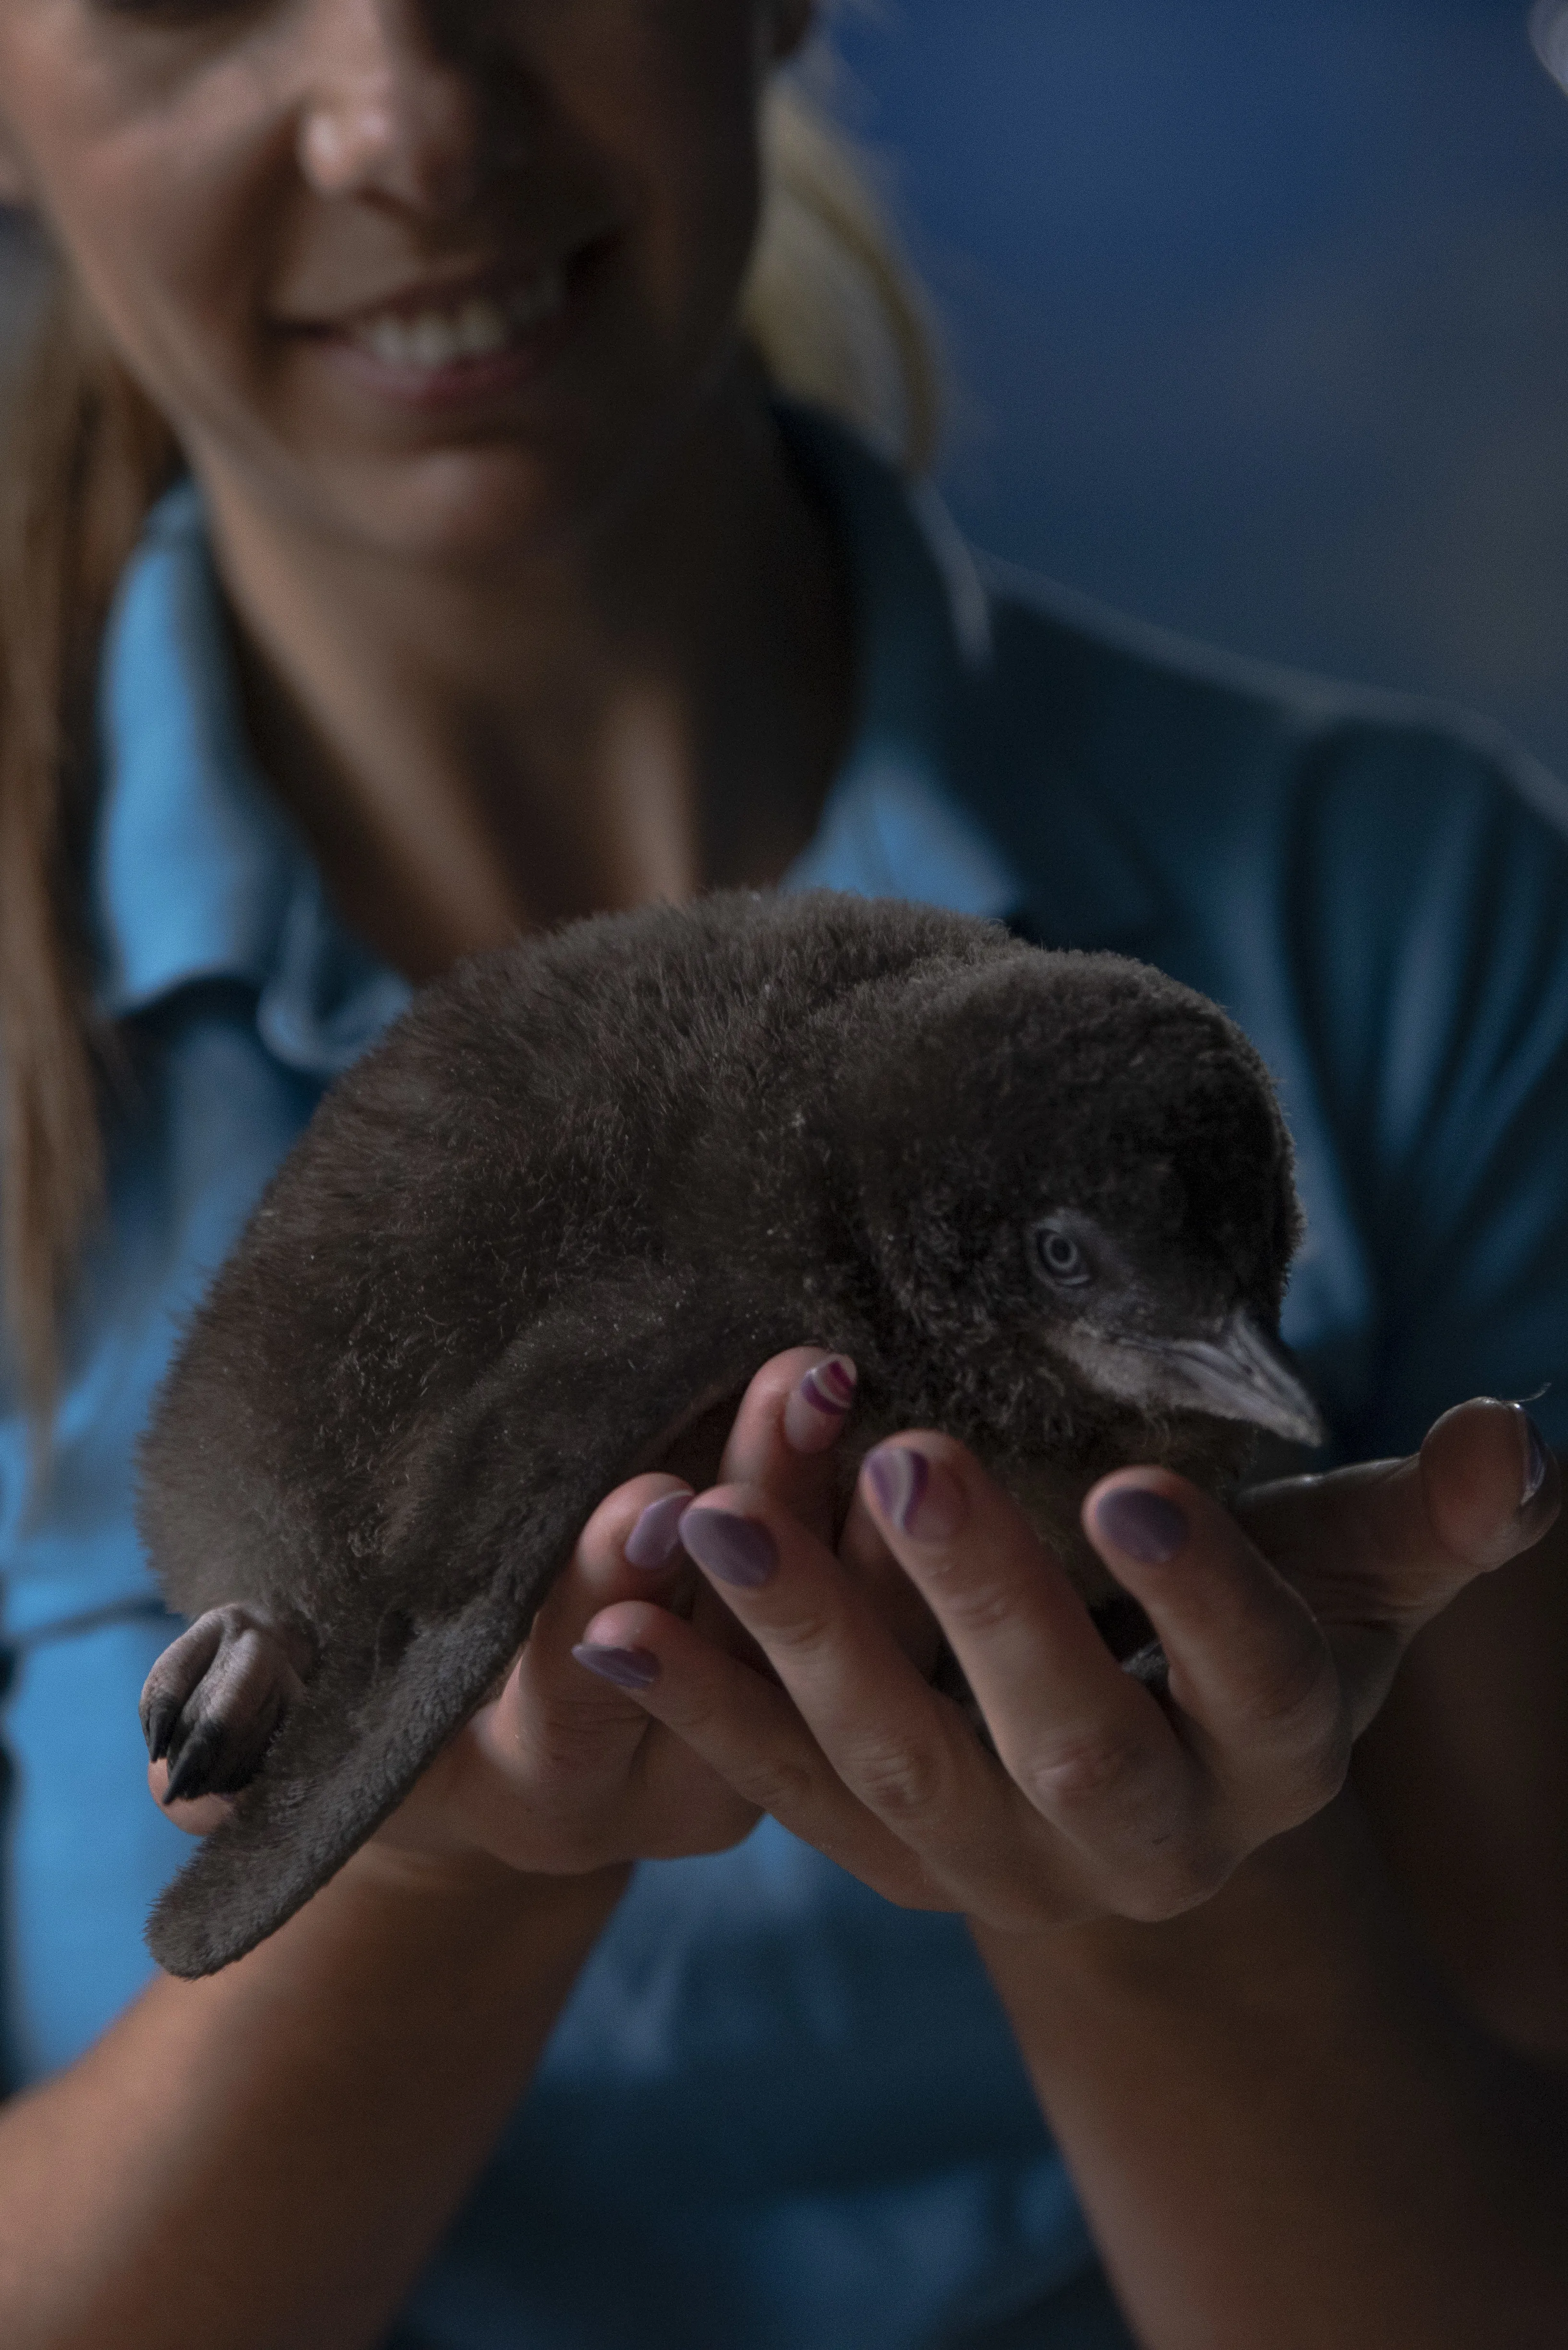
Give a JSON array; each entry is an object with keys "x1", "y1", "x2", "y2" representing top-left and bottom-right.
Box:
[
  {"x1": 289, "y1": 247, "x2": 602, "y2": 412},
  {"x1": 346, "y1": 263, "x2": 567, "y2": 367}
]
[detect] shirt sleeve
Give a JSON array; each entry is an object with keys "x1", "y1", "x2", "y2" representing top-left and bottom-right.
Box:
[{"x1": 1289, "y1": 715, "x2": 1568, "y2": 1459}]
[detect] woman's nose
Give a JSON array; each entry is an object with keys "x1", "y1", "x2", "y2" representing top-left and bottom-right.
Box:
[{"x1": 297, "y1": 0, "x2": 510, "y2": 216}]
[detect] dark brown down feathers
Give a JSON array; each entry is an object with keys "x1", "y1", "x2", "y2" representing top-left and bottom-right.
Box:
[{"x1": 137, "y1": 890, "x2": 1317, "y2": 1977}]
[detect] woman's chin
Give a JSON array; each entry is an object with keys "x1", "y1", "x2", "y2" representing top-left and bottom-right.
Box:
[{"x1": 296, "y1": 442, "x2": 625, "y2": 573}]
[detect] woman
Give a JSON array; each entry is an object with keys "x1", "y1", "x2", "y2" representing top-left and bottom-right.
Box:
[{"x1": 0, "y1": 5, "x2": 1565, "y2": 2345}]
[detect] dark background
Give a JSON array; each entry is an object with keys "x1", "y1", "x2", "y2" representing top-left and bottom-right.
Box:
[{"x1": 7, "y1": 1, "x2": 1568, "y2": 773}]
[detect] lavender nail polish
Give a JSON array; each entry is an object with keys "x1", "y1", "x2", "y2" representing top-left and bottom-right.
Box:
[
  {"x1": 1094, "y1": 1488, "x2": 1189, "y2": 1566},
  {"x1": 572, "y1": 1643, "x2": 660, "y2": 1693},
  {"x1": 864, "y1": 1444, "x2": 929, "y2": 1533},
  {"x1": 679, "y1": 1507, "x2": 777, "y2": 1589},
  {"x1": 1521, "y1": 1412, "x2": 1550, "y2": 1510},
  {"x1": 625, "y1": 1490, "x2": 691, "y2": 1570},
  {"x1": 800, "y1": 1356, "x2": 857, "y2": 1417}
]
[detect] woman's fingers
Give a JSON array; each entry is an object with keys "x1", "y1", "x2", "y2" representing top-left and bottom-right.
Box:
[
  {"x1": 675, "y1": 1482, "x2": 999, "y2": 1856},
  {"x1": 835, "y1": 1481, "x2": 946, "y2": 1677},
  {"x1": 715, "y1": 1345, "x2": 858, "y2": 1547},
  {"x1": 1416, "y1": 1398, "x2": 1559, "y2": 1568},
  {"x1": 1082, "y1": 1470, "x2": 1349, "y2": 1834},
  {"x1": 1239, "y1": 1399, "x2": 1558, "y2": 1633},
  {"x1": 577, "y1": 1432, "x2": 1390, "y2": 1928},
  {"x1": 565, "y1": 1399, "x2": 1559, "y2": 1930},
  {"x1": 574, "y1": 1591, "x2": 945, "y2": 1903},
  {"x1": 592, "y1": 1469, "x2": 1205, "y2": 1924},
  {"x1": 854, "y1": 1434, "x2": 1366, "y2": 1890},
  {"x1": 596, "y1": 1477, "x2": 1046, "y2": 1905},
  {"x1": 854, "y1": 1439, "x2": 1189, "y2": 1839},
  {"x1": 486, "y1": 1471, "x2": 697, "y2": 1772},
  {"x1": 1224, "y1": 1397, "x2": 1559, "y2": 1740},
  {"x1": 665, "y1": 1345, "x2": 868, "y2": 1681}
]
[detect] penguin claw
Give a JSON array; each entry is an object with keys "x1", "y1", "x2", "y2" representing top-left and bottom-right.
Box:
[
  {"x1": 163, "y1": 1720, "x2": 231, "y2": 1806},
  {"x1": 141, "y1": 1605, "x2": 315, "y2": 1802},
  {"x1": 142, "y1": 1688, "x2": 181, "y2": 1766}
]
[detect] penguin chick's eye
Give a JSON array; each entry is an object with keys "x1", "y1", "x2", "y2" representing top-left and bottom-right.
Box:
[{"x1": 1032, "y1": 1219, "x2": 1094, "y2": 1288}]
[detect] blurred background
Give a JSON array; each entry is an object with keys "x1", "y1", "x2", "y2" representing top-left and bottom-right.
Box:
[{"x1": 7, "y1": 0, "x2": 1568, "y2": 773}]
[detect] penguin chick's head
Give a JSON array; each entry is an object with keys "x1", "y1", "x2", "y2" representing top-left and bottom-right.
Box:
[{"x1": 840, "y1": 943, "x2": 1321, "y2": 1454}]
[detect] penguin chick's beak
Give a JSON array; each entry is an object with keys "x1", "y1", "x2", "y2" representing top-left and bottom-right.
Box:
[{"x1": 1055, "y1": 1307, "x2": 1326, "y2": 1448}]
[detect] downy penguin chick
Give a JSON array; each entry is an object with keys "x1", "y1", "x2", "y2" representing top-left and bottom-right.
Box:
[{"x1": 136, "y1": 890, "x2": 1322, "y2": 1978}]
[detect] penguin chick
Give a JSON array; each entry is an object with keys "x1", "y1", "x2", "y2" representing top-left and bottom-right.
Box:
[{"x1": 135, "y1": 889, "x2": 1321, "y2": 1978}]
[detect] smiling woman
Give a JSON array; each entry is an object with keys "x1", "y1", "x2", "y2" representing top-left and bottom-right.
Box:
[
  {"x1": 1, "y1": 5, "x2": 1568, "y2": 2350},
  {"x1": 0, "y1": 14, "x2": 934, "y2": 1424}
]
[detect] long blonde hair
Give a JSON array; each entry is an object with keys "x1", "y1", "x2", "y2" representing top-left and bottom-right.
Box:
[
  {"x1": 0, "y1": 66, "x2": 939, "y2": 1417},
  {"x1": 746, "y1": 73, "x2": 940, "y2": 472}
]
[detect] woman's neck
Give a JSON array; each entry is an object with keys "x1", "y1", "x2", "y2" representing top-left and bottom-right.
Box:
[{"x1": 199, "y1": 373, "x2": 856, "y2": 980}]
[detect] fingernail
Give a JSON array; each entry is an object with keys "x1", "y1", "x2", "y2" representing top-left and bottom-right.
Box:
[
  {"x1": 571, "y1": 1643, "x2": 660, "y2": 1693},
  {"x1": 784, "y1": 1356, "x2": 858, "y2": 1452},
  {"x1": 625, "y1": 1489, "x2": 692, "y2": 1570},
  {"x1": 864, "y1": 1444, "x2": 966, "y2": 1541},
  {"x1": 679, "y1": 1506, "x2": 778, "y2": 1589},
  {"x1": 802, "y1": 1356, "x2": 856, "y2": 1415},
  {"x1": 1094, "y1": 1488, "x2": 1190, "y2": 1566},
  {"x1": 1520, "y1": 1411, "x2": 1550, "y2": 1510}
]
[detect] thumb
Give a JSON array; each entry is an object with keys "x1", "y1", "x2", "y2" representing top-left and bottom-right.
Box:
[{"x1": 1237, "y1": 1397, "x2": 1558, "y2": 1641}]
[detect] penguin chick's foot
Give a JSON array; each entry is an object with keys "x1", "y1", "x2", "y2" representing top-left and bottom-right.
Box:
[{"x1": 141, "y1": 1605, "x2": 316, "y2": 1804}]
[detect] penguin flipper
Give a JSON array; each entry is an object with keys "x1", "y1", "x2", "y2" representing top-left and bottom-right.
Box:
[
  {"x1": 145, "y1": 1576, "x2": 536, "y2": 1978},
  {"x1": 145, "y1": 1286, "x2": 782, "y2": 1978}
]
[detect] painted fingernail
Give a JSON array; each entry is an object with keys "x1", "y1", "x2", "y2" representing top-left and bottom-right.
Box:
[
  {"x1": 571, "y1": 1643, "x2": 660, "y2": 1693},
  {"x1": 784, "y1": 1356, "x2": 858, "y2": 1452},
  {"x1": 803, "y1": 1356, "x2": 856, "y2": 1414},
  {"x1": 625, "y1": 1489, "x2": 692, "y2": 1570},
  {"x1": 1094, "y1": 1488, "x2": 1189, "y2": 1566},
  {"x1": 864, "y1": 1444, "x2": 967, "y2": 1541},
  {"x1": 1520, "y1": 1411, "x2": 1550, "y2": 1510},
  {"x1": 679, "y1": 1507, "x2": 778, "y2": 1589}
]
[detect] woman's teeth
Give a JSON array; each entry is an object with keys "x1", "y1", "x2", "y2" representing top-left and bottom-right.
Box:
[{"x1": 352, "y1": 268, "x2": 567, "y2": 369}]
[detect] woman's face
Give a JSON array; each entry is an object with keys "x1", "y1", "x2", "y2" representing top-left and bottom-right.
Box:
[{"x1": 0, "y1": 0, "x2": 809, "y2": 561}]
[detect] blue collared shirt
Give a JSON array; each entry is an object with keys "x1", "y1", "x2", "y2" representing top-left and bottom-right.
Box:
[{"x1": 5, "y1": 413, "x2": 1568, "y2": 2350}]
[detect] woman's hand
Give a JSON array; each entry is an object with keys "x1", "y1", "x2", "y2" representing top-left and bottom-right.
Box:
[
  {"x1": 570, "y1": 1396, "x2": 1558, "y2": 1932},
  {"x1": 148, "y1": 1347, "x2": 863, "y2": 1886}
]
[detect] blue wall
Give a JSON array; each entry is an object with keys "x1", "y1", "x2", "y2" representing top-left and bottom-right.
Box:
[{"x1": 835, "y1": 1, "x2": 1568, "y2": 776}]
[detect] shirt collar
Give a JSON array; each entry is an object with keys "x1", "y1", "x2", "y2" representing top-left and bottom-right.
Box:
[
  {"x1": 92, "y1": 483, "x2": 410, "y2": 1071},
  {"x1": 776, "y1": 409, "x2": 1155, "y2": 945},
  {"x1": 91, "y1": 417, "x2": 1152, "y2": 1079}
]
